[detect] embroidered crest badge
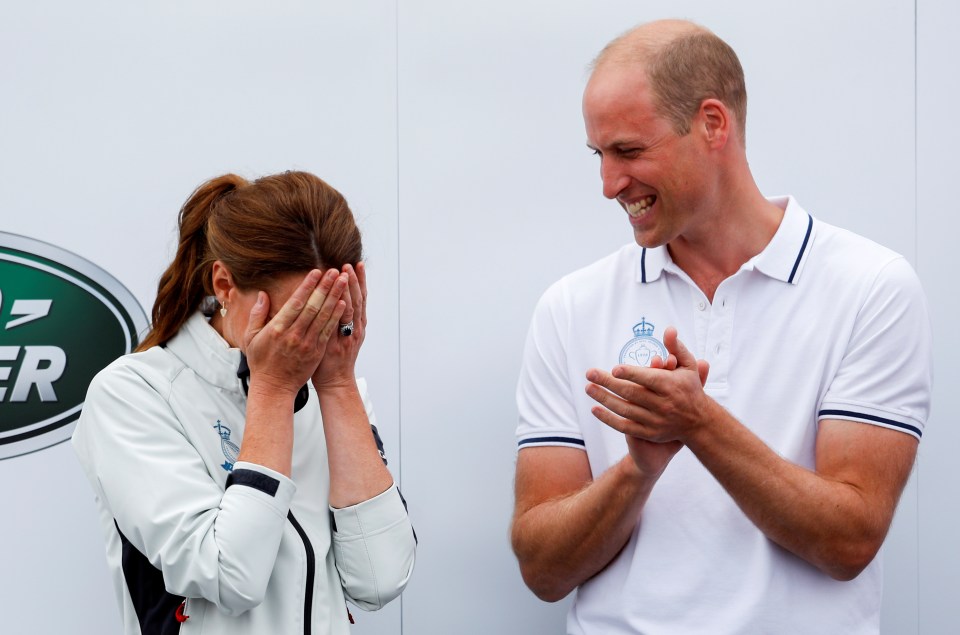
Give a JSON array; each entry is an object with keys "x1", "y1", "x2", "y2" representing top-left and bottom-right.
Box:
[
  {"x1": 618, "y1": 318, "x2": 668, "y2": 367},
  {"x1": 214, "y1": 420, "x2": 240, "y2": 472}
]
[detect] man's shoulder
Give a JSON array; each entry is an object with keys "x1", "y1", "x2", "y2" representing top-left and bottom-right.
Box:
[
  {"x1": 531, "y1": 242, "x2": 642, "y2": 312},
  {"x1": 555, "y1": 242, "x2": 641, "y2": 290},
  {"x1": 808, "y1": 218, "x2": 910, "y2": 279}
]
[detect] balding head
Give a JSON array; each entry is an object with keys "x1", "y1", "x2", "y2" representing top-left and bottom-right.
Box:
[{"x1": 591, "y1": 20, "x2": 747, "y2": 143}]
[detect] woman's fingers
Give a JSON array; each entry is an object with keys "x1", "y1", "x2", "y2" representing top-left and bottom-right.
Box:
[
  {"x1": 342, "y1": 264, "x2": 363, "y2": 329},
  {"x1": 319, "y1": 299, "x2": 349, "y2": 343},
  {"x1": 355, "y1": 261, "x2": 368, "y2": 327},
  {"x1": 302, "y1": 272, "x2": 349, "y2": 347},
  {"x1": 270, "y1": 269, "x2": 328, "y2": 332},
  {"x1": 241, "y1": 291, "x2": 270, "y2": 347}
]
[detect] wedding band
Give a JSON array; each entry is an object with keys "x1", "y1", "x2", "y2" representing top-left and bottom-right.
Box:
[{"x1": 338, "y1": 321, "x2": 354, "y2": 337}]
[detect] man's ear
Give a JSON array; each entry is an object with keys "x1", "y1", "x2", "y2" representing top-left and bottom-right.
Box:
[{"x1": 698, "y1": 98, "x2": 731, "y2": 150}]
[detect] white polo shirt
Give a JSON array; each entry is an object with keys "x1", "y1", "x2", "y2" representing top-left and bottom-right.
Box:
[{"x1": 516, "y1": 196, "x2": 932, "y2": 635}]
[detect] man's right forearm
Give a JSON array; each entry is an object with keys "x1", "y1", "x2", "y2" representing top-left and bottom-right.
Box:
[{"x1": 511, "y1": 455, "x2": 653, "y2": 602}]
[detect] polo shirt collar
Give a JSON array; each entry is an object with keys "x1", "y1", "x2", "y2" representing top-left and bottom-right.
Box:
[
  {"x1": 634, "y1": 195, "x2": 814, "y2": 285},
  {"x1": 750, "y1": 195, "x2": 814, "y2": 284},
  {"x1": 635, "y1": 241, "x2": 667, "y2": 283}
]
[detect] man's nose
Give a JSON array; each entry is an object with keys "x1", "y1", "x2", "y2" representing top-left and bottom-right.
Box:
[{"x1": 600, "y1": 157, "x2": 629, "y2": 200}]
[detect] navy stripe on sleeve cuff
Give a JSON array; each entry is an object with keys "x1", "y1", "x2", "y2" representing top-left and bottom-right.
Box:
[
  {"x1": 518, "y1": 436, "x2": 586, "y2": 447},
  {"x1": 226, "y1": 468, "x2": 280, "y2": 497},
  {"x1": 818, "y1": 409, "x2": 922, "y2": 438}
]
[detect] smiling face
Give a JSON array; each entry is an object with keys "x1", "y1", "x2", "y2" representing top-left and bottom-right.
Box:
[{"x1": 583, "y1": 63, "x2": 714, "y2": 249}]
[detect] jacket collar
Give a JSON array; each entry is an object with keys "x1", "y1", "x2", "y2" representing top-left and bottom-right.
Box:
[{"x1": 165, "y1": 311, "x2": 243, "y2": 391}]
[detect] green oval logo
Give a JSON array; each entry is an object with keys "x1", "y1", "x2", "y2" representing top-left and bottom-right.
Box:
[{"x1": 0, "y1": 233, "x2": 147, "y2": 459}]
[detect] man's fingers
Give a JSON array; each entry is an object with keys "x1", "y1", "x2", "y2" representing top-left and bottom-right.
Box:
[
  {"x1": 650, "y1": 354, "x2": 679, "y2": 371},
  {"x1": 697, "y1": 359, "x2": 710, "y2": 386},
  {"x1": 588, "y1": 401, "x2": 653, "y2": 440},
  {"x1": 663, "y1": 327, "x2": 697, "y2": 369},
  {"x1": 600, "y1": 364, "x2": 661, "y2": 394},
  {"x1": 590, "y1": 403, "x2": 631, "y2": 434},
  {"x1": 585, "y1": 368, "x2": 658, "y2": 413},
  {"x1": 585, "y1": 381, "x2": 632, "y2": 419}
]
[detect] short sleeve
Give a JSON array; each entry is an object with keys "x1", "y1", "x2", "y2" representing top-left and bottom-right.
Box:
[
  {"x1": 818, "y1": 257, "x2": 933, "y2": 439},
  {"x1": 515, "y1": 281, "x2": 586, "y2": 450}
]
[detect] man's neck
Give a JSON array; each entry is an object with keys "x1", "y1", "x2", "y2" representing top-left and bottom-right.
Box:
[{"x1": 667, "y1": 185, "x2": 784, "y2": 303}]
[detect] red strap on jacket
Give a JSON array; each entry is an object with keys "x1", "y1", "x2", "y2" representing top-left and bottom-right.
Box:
[{"x1": 175, "y1": 601, "x2": 189, "y2": 623}]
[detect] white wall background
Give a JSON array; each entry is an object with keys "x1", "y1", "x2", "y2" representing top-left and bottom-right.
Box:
[{"x1": 0, "y1": 1, "x2": 955, "y2": 633}]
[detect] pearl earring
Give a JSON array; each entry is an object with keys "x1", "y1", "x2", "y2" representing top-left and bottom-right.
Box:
[{"x1": 219, "y1": 301, "x2": 227, "y2": 318}]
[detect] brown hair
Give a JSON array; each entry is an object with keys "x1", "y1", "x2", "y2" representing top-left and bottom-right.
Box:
[
  {"x1": 137, "y1": 171, "x2": 362, "y2": 351},
  {"x1": 647, "y1": 31, "x2": 747, "y2": 140},
  {"x1": 594, "y1": 22, "x2": 748, "y2": 143}
]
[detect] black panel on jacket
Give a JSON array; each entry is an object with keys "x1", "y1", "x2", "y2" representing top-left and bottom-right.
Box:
[{"x1": 115, "y1": 520, "x2": 185, "y2": 635}]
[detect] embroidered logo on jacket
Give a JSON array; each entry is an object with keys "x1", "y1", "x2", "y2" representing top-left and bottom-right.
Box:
[
  {"x1": 619, "y1": 318, "x2": 668, "y2": 366},
  {"x1": 214, "y1": 420, "x2": 240, "y2": 472}
]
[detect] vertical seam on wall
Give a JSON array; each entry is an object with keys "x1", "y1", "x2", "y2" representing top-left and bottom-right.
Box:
[
  {"x1": 394, "y1": 0, "x2": 403, "y2": 632},
  {"x1": 913, "y1": 2, "x2": 920, "y2": 633},
  {"x1": 394, "y1": 0, "x2": 402, "y2": 504},
  {"x1": 915, "y1": 0, "x2": 920, "y2": 270}
]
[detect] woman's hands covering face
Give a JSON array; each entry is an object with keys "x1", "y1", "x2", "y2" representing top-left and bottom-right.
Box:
[
  {"x1": 312, "y1": 262, "x2": 368, "y2": 390},
  {"x1": 242, "y1": 268, "x2": 348, "y2": 398}
]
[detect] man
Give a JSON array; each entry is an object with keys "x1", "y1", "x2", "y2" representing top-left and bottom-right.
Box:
[{"x1": 511, "y1": 19, "x2": 932, "y2": 634}]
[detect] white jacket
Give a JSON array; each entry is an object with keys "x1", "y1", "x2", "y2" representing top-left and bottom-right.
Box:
[{"x1": 72, "y1": 312, "x2": 416, "y2": 635}]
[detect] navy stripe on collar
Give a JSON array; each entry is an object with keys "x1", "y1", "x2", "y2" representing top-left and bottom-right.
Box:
[
  {"x1": 641, "y1": 248, "x2": 647, "y2": 283},
  {"x1": 788, "y1": 214, "x2": 813, "y2": 284}
]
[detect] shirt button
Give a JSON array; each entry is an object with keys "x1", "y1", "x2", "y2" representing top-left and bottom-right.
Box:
[
  {"x1": 715, "y1": 343, "x2": 722, "y2": 354},
  {"x1": 697, "y1": 301, "x2": 706, "y2": 311}
]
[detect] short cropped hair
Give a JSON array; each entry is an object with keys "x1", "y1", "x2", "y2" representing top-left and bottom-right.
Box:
[{"x1": 595, "y1": 25, "x2": 748, "y2": 142}]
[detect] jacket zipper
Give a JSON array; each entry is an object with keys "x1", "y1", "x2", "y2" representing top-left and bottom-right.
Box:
[{"x1": 287, "y1": 511, "x2": 315, "y2": 635}]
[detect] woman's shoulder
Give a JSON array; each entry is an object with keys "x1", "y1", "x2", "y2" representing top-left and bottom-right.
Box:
[
  {"x1": 75, "y1": 346, "x2": 191, "y2": 460},
  {"x1": 86, "y1": 345, "x2": 187, "y2": 405}
]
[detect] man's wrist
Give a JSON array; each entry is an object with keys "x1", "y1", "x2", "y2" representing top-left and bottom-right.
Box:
[{"x1": 616, "y1": 453, "x2": 648, "y2": 484}]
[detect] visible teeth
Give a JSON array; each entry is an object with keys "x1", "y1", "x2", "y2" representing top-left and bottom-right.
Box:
[{"x1": 625, "y1": 196, "x2": 656, "y2": 217}]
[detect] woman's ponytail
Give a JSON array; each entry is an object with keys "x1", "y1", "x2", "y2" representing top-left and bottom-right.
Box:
[
  {"x1": 136, "y1": 174, "x2": 248, "y2": 351},
  {"x1": 137, "y1": 170, "x2": 361, "y2": 352}
]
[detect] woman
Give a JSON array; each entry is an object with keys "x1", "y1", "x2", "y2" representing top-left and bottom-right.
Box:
[{"x1": 72, "y1": 171, "x2": 416, "y2": 635}]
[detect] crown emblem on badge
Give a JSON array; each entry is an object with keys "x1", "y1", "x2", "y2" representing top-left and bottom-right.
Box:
[
  {"x1": 632, "y1": 318, "x2": 655, "y2": 337},
  {"x1": 620, "y1": 317, "x2": 667, "y2": 367},
  {"x1": 214, "y1": 420, "x2": 240, "y2": 472}
]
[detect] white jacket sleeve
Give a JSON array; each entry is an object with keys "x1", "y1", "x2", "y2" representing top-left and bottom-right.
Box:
[
  {"x1": 73, "y1": 360, "x2": 295, "y2": 615},
  {"x1": 329, "y1": 378, "x2": 416, "y2": 609},
  {"x1": 331, "y1": 484, "x2": 417, "y2": 610}
]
